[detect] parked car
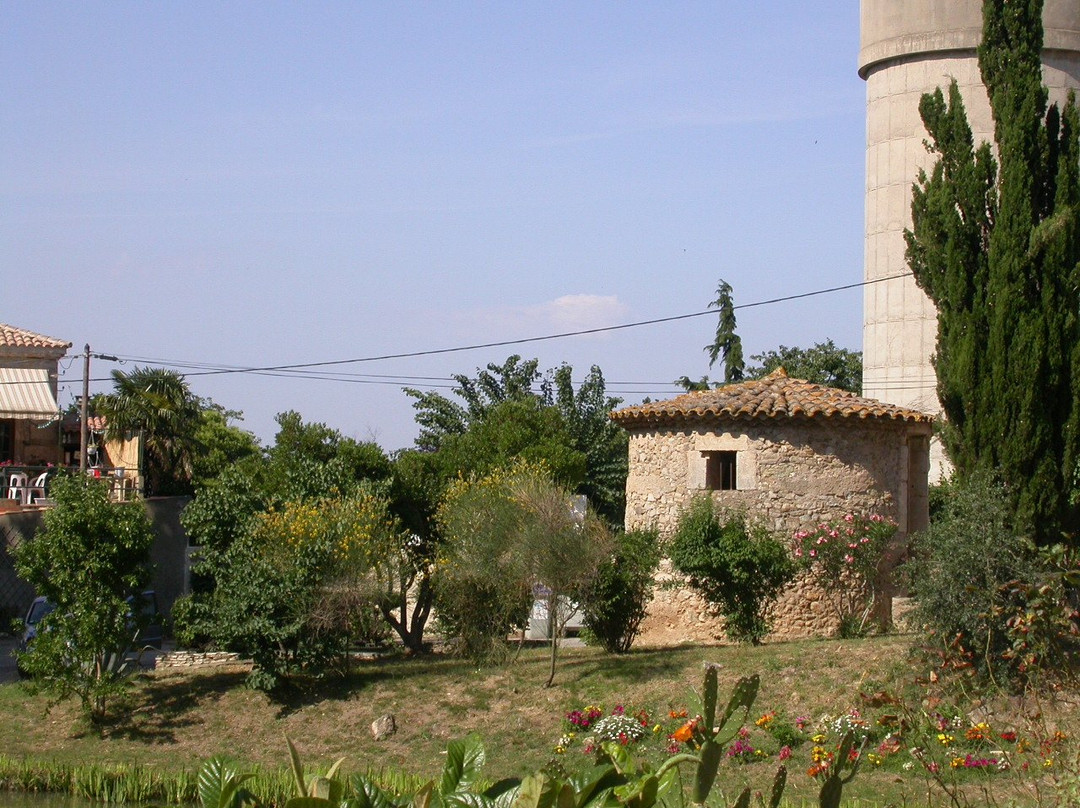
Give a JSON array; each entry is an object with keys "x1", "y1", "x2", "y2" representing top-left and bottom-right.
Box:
[{"x1": 17, "y1": 590, "x2": 163, "y2": 677}]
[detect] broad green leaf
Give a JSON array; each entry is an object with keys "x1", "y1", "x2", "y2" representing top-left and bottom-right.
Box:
[
  {"x1": 349, "y1": 775, "x2": 407, "y2": 808},
  {"x1": 286, "y1": 797, "x2": 334, "y2": 808},
  {"x1": 442, "y1": 734, "x2": 487, "y2": 795},
  {"x1": 567, "y1": 764, "x2": 617, "y2": 808}
]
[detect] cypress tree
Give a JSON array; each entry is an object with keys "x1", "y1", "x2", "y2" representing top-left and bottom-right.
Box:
[{"x1": 904, "y1": 0, "x2": 1080, "y2": 542}]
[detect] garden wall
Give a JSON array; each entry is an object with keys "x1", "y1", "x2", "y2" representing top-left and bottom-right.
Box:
[{"x1": 0, "y1": 496, "x2": 191, "y2": 625}]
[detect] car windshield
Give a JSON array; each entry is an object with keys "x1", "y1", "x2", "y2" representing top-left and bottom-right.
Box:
[{"x1": 26, "y1": 600, "x2": 55, "y2": 626}]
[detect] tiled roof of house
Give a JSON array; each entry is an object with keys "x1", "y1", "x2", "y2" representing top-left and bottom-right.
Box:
[
  {"x1": 611, "y1": 368, "x2": 933, "y2": 428},
  {"x1": 0, "y1": 323, "x2": 72, "y2": 351}
]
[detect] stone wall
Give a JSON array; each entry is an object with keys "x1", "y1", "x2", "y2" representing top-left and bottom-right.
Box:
[{"x1": 625, "y1": 417, "x2": 927, "y2": 645}]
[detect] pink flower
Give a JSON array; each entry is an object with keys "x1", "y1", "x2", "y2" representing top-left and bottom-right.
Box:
[
  {"x1": 779, "y1": 746, "x2": 792, "y2": 761},
  {"x1": 843, "y1": 514, "x2": 855, "y2": 523},
  {"x1": 809, "y1": 549, "x2": 817, "y2": 558},
  {"x1": 844, "y1": 555, "x2": 854, "y2": 564}
]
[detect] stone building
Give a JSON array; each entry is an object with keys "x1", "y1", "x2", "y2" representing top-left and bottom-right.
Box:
[
  {"x1": 859, "y1": 0, "x2": 1080, "y2": 478},
  {"x1": 611, "y1": 368, "x2": 932, "y2": 643}
]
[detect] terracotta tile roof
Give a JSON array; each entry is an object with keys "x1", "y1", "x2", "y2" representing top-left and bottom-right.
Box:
[
  {"x1": 0, "y1": 323, "x2": 72, "y2": 351},
  {"x1": 612, "y1": 368, "x2": 933, "y2": 429}
]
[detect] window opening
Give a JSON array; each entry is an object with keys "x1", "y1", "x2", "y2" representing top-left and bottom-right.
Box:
[{"x1": 703, "y1": 450, "x2": 737, "y2": 491}]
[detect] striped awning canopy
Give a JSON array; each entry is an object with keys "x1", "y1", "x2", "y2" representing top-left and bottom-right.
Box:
[{"x1": 0, "y1": 367, "x2": 60, "y2": 420}]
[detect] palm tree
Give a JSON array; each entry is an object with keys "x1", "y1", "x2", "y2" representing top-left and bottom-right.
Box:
[{"x1": 96, "y1": 367, "x2": 201, "y2": 495}]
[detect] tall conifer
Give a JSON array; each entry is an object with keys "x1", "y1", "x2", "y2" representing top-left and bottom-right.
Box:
[{"x1": 905, "y1": 0, "x2": 1080, "y2": 542}]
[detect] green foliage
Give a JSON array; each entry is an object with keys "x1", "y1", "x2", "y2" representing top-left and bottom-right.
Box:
[
  {"x1": 95, "y1": 366, "x2": 203, "y2": 495},
  {"x1": 704, "y1": 279, "x2": 744, "y2": 383},
  {"x1": 546, "y1": 364, "x2": 629, "y2": 526},
  {"x1": 577, "y1": 529, "x2": 661, "y2": 653},
  {"x1": 435, "y1": 465, "x2": 612, "y2": 677},
  {"x1": 904, "y1": 0, "x2": 1080, "y2": 543},
  {"x1": 792, "y1": 514, "x2": 897, "y2": 638},
  {"x1": 406, "y1": 356, "x2": 628, "y2": 527},
  {"x1": 191, "y1": 402, "x2": 262, "y2": 486},
  {"x1": 433, "y1": 398, "x2": 587, "y2": 491},
  {"x1": 198, "y1": 757, "x2": 257, "y2": 808},
  {"x1": 14, "y1": 475, "x2": 154, "y2": 719},
  {"x1": 188, "y1": 493, "x2": 408, "y2": 689},
  {"x1": 669, "y1": 498, "x2": 796, "y2": 645},
  {"x1": 745, "y1": 341, "x2": 862, "y2": 393},
  {"x1": 904, "y1": 473, "x2": 1037, "y2": 681}
]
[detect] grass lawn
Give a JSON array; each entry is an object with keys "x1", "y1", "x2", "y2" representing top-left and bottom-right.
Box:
[{"x1": 0, "y1": 635, "x2": 1076, "y2": 806}]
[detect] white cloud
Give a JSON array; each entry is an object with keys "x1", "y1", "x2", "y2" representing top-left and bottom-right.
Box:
[{"x1": 452, "y1": 294, "x2": 630, "y2": 342}]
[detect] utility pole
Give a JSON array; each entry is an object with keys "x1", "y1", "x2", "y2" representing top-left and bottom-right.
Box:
[{"x1": 80, "y1": 344, "x2": 90, "y2": 473}]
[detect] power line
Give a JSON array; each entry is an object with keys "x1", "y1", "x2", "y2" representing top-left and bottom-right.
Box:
[{"x1": 87, "y1": 271, "x2": 910, "y2": 383}]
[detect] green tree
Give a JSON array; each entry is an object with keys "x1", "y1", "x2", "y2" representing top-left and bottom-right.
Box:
[
  {"x1": 704, "y1": 279, "x2": 745, "y2": 383},
  {"x1": 546, "y1": 364, "x2": 628, "y2": 524},
  {"x1": 745, "y1": 341, "x2": 862, "y2": 393},
  {"x1": 435, "y1": 464, "x2": 611, "y2": 682},
  {"x1": 14, "y1": 475, "x2": 155, "y2": 719},
  {"x1": 406, "y1": 356, "x2": 628, "y2": 525},
  {"x1": 669, "y1": 497, "x2": 796, "y2": 645},
  {"x1": 95, "y1": 367, "x2": 203, "y2": 496},
  {"x1": 405, "y1": 355, "x2": 542, "y2": 452},
  {"x1": 576, "y1": 528, "x2": 661, "y2": 653},
  {"x1": 190, "y1": 402, "x2": 262, "y2": 486},
  {"x1": 904, "y1": 0, "x2": 1080, "y2": 542}
]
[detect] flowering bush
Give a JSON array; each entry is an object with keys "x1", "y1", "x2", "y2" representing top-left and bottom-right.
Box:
[{"x1": 792, "y1": 513, "x2": 896, "y2": 636}]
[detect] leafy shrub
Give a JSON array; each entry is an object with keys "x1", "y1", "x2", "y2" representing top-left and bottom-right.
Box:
[
  {"x1": 577, "y1": 528, "x2": 661, "y2": 653},
  {"x1": 904, "y1": 473, "x2": 1041, "y2": 682},
  {"x1": 14, "y1": 475, "x2": 154, "y2": 719},
  {"x1": 792, "y1": 513, "x2": 897, "y2": 637},
  {"x1": 669, "y1": 497, "x2": 796, "y2": 644}
]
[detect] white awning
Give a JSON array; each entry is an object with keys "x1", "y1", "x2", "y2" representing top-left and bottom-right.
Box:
[{"x1": 0, "y1": 367, "x2": 60, "y2": 420}]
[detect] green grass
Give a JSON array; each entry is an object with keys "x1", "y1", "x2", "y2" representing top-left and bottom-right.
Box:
[{"x1": 0, "y1": 636, "x2": 1074, "y2": 807}]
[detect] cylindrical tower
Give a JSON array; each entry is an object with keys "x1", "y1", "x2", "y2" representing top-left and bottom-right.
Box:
[{"x1": 858, "y1": 0, "x2": 1080, "y2": 478}]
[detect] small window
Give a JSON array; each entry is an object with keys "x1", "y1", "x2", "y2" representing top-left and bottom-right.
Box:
[{"x1": 703, "y1": 450, "x2": 737, "y2": 490}]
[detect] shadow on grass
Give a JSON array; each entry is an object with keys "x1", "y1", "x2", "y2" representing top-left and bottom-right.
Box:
[{"x1": 95, "y1": 668, "x2": 250, "y2": 742}]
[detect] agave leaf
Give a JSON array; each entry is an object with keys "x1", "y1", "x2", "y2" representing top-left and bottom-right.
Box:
[
  {"x1": 655, "y1": 754, "x2": 698, "y2": 779},
  {"x1": 287, "y1": 737, "x2": 307, "y2": 797}
]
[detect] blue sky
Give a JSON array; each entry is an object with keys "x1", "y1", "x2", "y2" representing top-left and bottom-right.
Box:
[{"x1": 3, "y1": 2, "x2": 867, "y2": 451}]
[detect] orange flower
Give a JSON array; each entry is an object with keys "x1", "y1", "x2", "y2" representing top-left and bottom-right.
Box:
[{"x1": 671, "y1": 720, "x2": 696, "y2": 743}]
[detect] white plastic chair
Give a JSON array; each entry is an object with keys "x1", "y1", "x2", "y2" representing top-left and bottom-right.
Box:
[
  {"x1": 6, "y1": 472, "x2": 29, "y2": 504},
  {"x1": 26, "y1": 472, "x2": 48, "y2": 504}
]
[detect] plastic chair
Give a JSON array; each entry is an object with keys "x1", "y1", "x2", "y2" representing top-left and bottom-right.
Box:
[
  {"x1": 6, "y1": 472, "x2": 28, "y2": 504},
  {"x1": 26, "y1": 472, "x2": 49, "y2": 504}
]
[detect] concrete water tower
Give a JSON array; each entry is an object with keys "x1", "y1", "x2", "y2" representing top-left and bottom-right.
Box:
[{"x1": 858, "y1": 0, "x2": 1080, "y2": 478}]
